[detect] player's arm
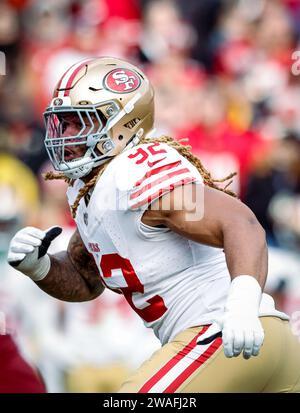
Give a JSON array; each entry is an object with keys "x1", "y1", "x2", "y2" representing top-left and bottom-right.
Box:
[
  {"x1": 7, "y1": 227, "x2": 104, "y2": 302},
  {"x1": 143, "y1": 184, "x2": 267, "y2": 359},
  {"x1": 38, "y1": 229, "x2": 104, "y2": 301},
  {"x1": 143, "y1": 184, "x2": 267, "y2": 288}
]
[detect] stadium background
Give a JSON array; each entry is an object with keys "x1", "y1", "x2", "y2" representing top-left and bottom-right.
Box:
[{"x1": 0, "y1": 0, "x2": 300, "y2": 392}]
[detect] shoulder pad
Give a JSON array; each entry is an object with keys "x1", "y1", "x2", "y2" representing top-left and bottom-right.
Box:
[{"x1": 113, "y1": 142, "x2": 203, "y2": 210}]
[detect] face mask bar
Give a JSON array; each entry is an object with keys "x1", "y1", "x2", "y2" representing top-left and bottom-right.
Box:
[{"x1": 44, "y1": 100, "x2": 120, "y2": 174}]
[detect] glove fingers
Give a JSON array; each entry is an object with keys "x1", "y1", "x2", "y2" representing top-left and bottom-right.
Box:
[
  {"x1": 243, "y1": 331, "x2": 254, "y2": 359},
  {"x1": 7, "y1": 252, "x2": 26, "y2": 264},
  {"x1": 14, "y1": 234, "x2": 42, "y2": 248},
  {"x1": 223, "y1": 329, "x2": 234, "y2": 358},
  {"x1": 233, "y1": 330, "x2": 244, "y2": 357},
  {"x1": 11, "y1": 244, "x2": 35, "y2": 254},
  {"x1": 252, "y1": 330, "x2": 264, "y2": 356},
  {"x1": 252, "y1": 346, "x2": 260, "y2": 357},
  {"x1": 22, "y1": 227, "x2": 45, "y2": 240}
]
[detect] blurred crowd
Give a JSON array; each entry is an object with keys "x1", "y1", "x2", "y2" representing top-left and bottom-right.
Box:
[{"x1": 1, "y1": 0, "x2": 300, "y2": 392}]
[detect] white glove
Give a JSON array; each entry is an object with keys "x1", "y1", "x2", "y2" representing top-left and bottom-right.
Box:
[
  {"x1": 7, "y1": 226, "x2": 62, "y2": 282},
  {"x1": 197, "y1": 276, "x2": 265, "y2": 359}
]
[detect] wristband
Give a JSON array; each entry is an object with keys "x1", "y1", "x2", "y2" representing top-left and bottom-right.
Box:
[
  {"x1": 26, "y1": 255, "x2": 51, "y2": 282},
  {"x1": 226, "y1": 275, "x2": 262, "y2": 315}
]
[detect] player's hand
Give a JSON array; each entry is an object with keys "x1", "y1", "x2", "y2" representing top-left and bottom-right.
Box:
[
  {"x1": 7, "y1": 226, "x2": 62, "y2": 281},
  {"x1": 221, "y1": 311, "x2": 264, "y2": 359},
  {"x1": 197, "y1": 276, "x2": 264, "y2": 359},
  {"x1": 198, "y1": 313, "x2": 264, "y2": 359}
]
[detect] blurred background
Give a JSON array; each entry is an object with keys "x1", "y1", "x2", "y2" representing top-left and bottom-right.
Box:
[{"x1": 0, "y1": 0, "x2": 300, "y2": 392}]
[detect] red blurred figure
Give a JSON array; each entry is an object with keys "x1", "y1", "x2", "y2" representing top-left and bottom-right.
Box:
[{"x1": 0, "y1": 335, "x2": 46, "y2": 393}]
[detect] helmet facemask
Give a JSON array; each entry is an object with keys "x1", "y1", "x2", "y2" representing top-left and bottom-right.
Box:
[{"x1": 44, "y1": 99, "x2": 131, "y2": 179}]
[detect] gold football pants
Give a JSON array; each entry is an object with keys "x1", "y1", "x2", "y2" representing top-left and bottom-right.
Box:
[{"x1": 119, "y1": 317, "x2": 300, "y2": 393}]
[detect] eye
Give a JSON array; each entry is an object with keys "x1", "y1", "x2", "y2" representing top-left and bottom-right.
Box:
[
  {"x1": 61, "y1": 120, "x2": 69, "y2": 134},
  {"x1": 60, "y1": 120, "x2": 69, "y2": 133}
]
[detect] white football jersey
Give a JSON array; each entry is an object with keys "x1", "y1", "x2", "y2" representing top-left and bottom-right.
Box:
[{"x1": 67, "y1": 142, "x2": 289, "y2": 345}]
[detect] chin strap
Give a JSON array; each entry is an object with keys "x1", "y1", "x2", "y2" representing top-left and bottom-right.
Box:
[{"x1": 123, "y1": 128, "x2": 144, "y2": 152}]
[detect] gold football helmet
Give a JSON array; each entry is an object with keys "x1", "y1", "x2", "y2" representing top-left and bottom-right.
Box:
[{"x1": 44, "y1": 57, "x2": 154, "y2": 179}]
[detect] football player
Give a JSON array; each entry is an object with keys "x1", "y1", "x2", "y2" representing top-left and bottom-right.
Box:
[{"x1": 8, "y1": 57, "x2": 300, "y2": 392}]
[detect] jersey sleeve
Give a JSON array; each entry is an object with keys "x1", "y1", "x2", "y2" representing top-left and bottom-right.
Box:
[{"x1": 123, "y1": 142, "x2": 203, "y2": 211}]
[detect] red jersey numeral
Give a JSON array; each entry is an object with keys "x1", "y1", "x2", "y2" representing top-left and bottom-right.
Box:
[
  {"x1": 128, "y1": 147, "x2": 148, "y2": 164},
  {"x1": 128, "y1": 143, "x2": 167, "y2": 166},
  {"x1": 100, "y1": 253, "x2": 167, "y2": 323}
]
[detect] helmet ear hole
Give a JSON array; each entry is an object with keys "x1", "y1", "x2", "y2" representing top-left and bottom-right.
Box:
[
  {"x1": 96, "y1": 142, "x2": 104, "y2": 155},
  {"x1": 118, "y1": 135, "x2": 124, "y2": 141}
]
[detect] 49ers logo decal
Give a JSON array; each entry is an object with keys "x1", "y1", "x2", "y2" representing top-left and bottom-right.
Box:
[{"x1": 104, "y1": 68, "x2": 141, "y2": 93}]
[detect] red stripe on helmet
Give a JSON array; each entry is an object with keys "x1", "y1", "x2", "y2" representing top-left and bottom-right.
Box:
[{"x1": 63, "y1": 60, "x2": 92, "y2": 97}]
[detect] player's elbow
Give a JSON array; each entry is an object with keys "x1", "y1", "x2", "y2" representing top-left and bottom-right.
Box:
[
  {"x1": 245, "y1": 210, "x2": 266, "y2": 244},
  {"x1": 226, "y1": 208, "x2": 267, "y2": 248},
  {"x1": 254, "y1": 220, "x2": 267, "y2": 245},
  {"x1": 85, "y1": 281, "x2": 105, "y2": 301}
]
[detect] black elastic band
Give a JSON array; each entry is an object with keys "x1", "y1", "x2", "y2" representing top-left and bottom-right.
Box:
[{"x1": 197, "y1": 331, "x2": 222, "y2": 345}]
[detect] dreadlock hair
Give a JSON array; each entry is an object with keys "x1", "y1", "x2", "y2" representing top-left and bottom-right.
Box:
[
  {"x1": 44, "y1": 135, "x2": 237, "y2": 219},
  {"x1": 43, "y1": 171, "x2": 72, "y2": 184},
  {"x1": 140, "y1": 136, "x2": 237, "y2": 196}
]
